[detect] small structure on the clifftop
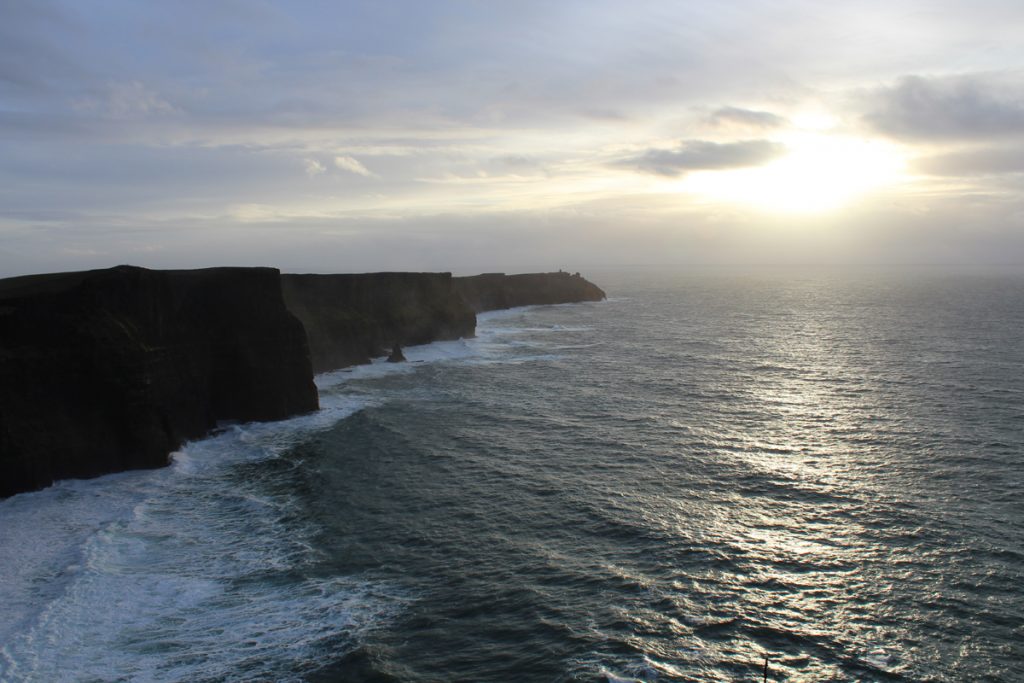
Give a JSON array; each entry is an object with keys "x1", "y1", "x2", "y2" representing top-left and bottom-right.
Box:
[{"x1": 387, "y1": 342, "x2": 406, "y2": 363}]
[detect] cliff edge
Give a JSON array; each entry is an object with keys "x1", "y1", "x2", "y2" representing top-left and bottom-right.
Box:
[
  {"x1": 0, "y1": 266, "x2": 319, "y2": 497},
  {"x1": 282, "y1": 272, "x2": 476, "y2": 373},
  {"x1": 0, "y1": 267, "x2": 606, "y2": 497},
  {"x1": 454, "y1": 271, "x2": 606, "y2": 313}
]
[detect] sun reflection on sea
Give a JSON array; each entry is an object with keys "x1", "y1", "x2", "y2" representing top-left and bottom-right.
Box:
[{"x1": 647, "y1": 275, "x2": 923, "y2": 680}]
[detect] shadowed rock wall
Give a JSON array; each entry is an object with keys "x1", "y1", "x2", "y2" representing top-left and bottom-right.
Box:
[
  {"x1": 281, "y1": 272, "x2": 477, "y2": 373},
  {"x1": 0, "y1": 266, "x2": 319, "y2": 497},
  {"x1": 0, "y1": 267, "x2": 606, "y2": 497}
]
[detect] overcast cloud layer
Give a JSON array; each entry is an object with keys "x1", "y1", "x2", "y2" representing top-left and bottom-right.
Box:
[{"x1": 1, "y1": 0, "x2": 1023, "y2": 275}]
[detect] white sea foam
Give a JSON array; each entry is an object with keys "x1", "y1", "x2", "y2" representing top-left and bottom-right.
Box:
[
  {"x1": 313, "y1": 325, "x2": 549, "y2": 389},
  {"x1": 315, "y1": 357, "x2": 418, "y2": 390},
  {"x1": 315, "y1": 338, "x2": 478, "y2": 390},
  {"x1": 0, "y1": 472, "x2": 153, "y2": 647},
  {"x1": 0, "y1": 391, "x2": 396, "y2": 682},
  {"x1": 0, "y1": 315, "x2": 540, "y2": 681}
]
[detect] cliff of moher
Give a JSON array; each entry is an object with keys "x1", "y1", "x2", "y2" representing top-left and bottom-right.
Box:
[
  {"x1": 0, "y1": 267, "x2": 605, "y2": 497},
  {"x1": 454, "y1": 271, "x2": 606, "y2": 313},
  {"x1": 281, "y1": 272, "x2": 477, "y2": 373},
  {"x1": 0, "y1": 266, "x2": 318, "y2": 497},
  {"x1": 281, "y1": 270, "x2": 606, "y2": 374}
]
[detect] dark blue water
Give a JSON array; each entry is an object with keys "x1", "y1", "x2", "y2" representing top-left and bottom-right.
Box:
[{"x1": 2, "y1": 269, "x2": 1023, "y2": 682}]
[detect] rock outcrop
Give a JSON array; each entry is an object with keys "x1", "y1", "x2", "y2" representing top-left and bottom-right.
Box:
[
  {"x1": 386, "y1": 343, "x2": 406, "y2": 363},
  {"x1": 281, "y1": 272, "x2": 476, "y2": 373},
  {"x1": 0, "y1": 266, "x2": 319, "y2": 497},
  {"x1": 454, "y1": 271, "x2": 606, "y2": 313}
]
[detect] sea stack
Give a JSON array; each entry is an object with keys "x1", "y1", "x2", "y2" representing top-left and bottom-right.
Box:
[
  {"x1": 387, "y1": 343, "x2": 406, "y2": 363},
  {"x1": 281, "y1": 272, "x2": 476, "y2": 373}
]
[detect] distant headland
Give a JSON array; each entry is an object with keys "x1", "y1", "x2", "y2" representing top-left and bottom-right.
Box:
[{"x1": 0, "y1": 267, "x2": 605, "y2": 497}]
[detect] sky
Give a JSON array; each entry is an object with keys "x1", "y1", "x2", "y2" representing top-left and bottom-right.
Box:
[{"x1": 2, "y1": 0, "x2": 1024, "y2": 276}]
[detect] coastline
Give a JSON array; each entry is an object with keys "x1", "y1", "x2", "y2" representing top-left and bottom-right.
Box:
[{"x1": 0, "y1": 268, "x2": 605, "y2": 497}]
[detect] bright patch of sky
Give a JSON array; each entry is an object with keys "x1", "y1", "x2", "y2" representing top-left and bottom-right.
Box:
[{"x1": 1, "y1": 0, "x2": 1023, "y2": 274}]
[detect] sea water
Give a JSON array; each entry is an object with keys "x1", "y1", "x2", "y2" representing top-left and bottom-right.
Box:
[{"x1": 1, "y1": 268, "x2": 1022, "y2": 682}]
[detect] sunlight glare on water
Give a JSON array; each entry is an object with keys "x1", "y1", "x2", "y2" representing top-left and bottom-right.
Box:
[{"x1": 2, "y1": 268, "x2": 1022, "y2": 682}]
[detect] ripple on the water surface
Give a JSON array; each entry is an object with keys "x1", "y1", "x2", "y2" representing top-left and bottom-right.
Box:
[{"x1": 4, "y1": 276, "x2": 1024, "y2": 682}]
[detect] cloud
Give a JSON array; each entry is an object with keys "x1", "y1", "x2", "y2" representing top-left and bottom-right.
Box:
[
  {"x1": 303, "y1": 159, "x2": 325, "y2": 177},
  {"x1": 72, "y1": 81, "x2": 178, "y2": 119},
  {"x1": 862, "y1": 74, "x2": 1024, "y2": 142},
  {"x1": 7, "y1": 2, "x2": 1024, "y2": 274},
  {"x1": 616, "y1": 139, "x2": 786, "y2": 177},
  {"x1": 913, "y1": 145, "x2": 1024, "y2": 176},
  {"x1": 496, "y1": 155, "x2": 539, "y2": 170},
  {"x1": 709, "y1": 106, "x2": 787, "y2": 129},
  {"x1": 0, "y1": 0, "x2": 82, "y2": 91},
  {"x1": 334, "y1": 155, "x2": 377, "y2": 177}
]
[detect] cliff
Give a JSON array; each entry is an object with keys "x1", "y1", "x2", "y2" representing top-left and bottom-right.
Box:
[
  {"x1": 0, "y1": 266, "x2": 606, "y2": 497},
  {"x1": 0, "y1": 266, "x2": 318, "y2": 497},
  {"x1": 280, "y1": 271, "x2": 605, "y2": 373},
  {"x1": 281, "y1": 272, "x2": 476, "y2": 373},
  {"x1": 453, "y1": 271, "x2": 606, "y2": 313}
]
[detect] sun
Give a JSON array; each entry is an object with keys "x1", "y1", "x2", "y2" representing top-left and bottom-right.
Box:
[{"x1": 680, "y1": 133, "x2": 907, "y2": 214}]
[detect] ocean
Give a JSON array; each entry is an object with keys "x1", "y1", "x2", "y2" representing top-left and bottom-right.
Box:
[{"x1": 1, "y1": 268, "x2": 1022, "y2": 682}]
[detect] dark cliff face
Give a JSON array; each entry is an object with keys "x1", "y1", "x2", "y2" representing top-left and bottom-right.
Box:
[
  {"x1": 281, "y1": 272, "x2": 476, "y2": 373},
  {"x1": 0, "y1": 266, "x2": 319, "y2": 498},
  {"x1": 453, "y1": 271, "x2": 606, "y2": 313},
  {"x1": 0, "y1": 266, "x2": 605, "y2": 497}
]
